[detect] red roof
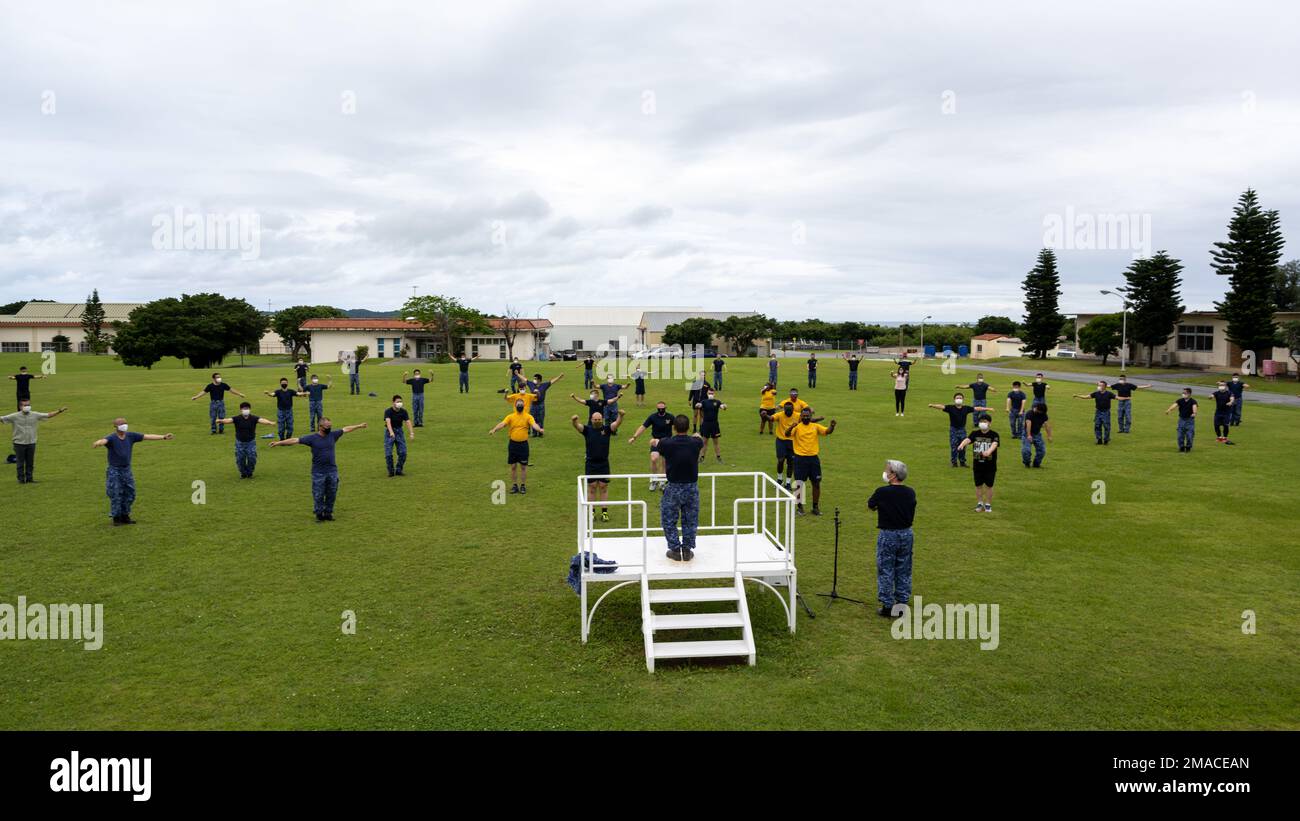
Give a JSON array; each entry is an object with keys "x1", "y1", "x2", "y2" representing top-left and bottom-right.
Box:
[{"x1": 299, "y1": 317, "x2": 551, "y2": 332}]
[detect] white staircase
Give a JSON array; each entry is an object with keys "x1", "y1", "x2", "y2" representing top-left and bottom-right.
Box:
[{"x1": 641, "y1": 572, "x2": 756, "y2": 672}]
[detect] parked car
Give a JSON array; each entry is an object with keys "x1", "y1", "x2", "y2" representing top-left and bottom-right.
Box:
[
  {"x1": 557, "y1": 349, "x2": 578, "y2": 361},
  {"x1": 1055, "y1": 349, "x2": 1078, "y2": 359}
]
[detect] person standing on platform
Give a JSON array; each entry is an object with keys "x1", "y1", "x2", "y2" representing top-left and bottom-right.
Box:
[
  {"x1": 651, "y1": 414, "x2": 705, "y2": 561},
  {"x1": 2, "y1": 401, "x2": 67, "y2": 484},
  {"x1": 868, "y1": 459, "x2": 916, "y2": 618},
  {"x1": 191, "y1": 373, "x2": 245, "y2": 435},
  {"x1": 402, "y1": 369, "x2": 431, "y2": 427},
  {"x1": 91, "y1": 418, "x2": 175, "y2": 525}
]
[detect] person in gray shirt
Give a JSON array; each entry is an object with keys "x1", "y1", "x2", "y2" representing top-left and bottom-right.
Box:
[{"x1": 1, "y1": 400, "x2": 68, "y2": 484}]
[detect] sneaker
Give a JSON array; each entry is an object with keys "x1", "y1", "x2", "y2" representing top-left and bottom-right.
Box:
[
  {"x1": 1223, "y1": 440, "x2": 1235, "y2": 446},
  {"x1": 681, "y1": 549, "x2": 695, "y2": 561},
  {"x1": 795, "y1": 506, "x2": 805, "y2": 516},
  {"x1": 985, "y1": 506, "x2": 993, "y2": 513},
  {"x1": 975, "y1": 503, "x2": 985, "y2": 512},
  {"x1": 520, "y1": 484, "x2": 527, "y2": 493},
  {"x1": 951, "y1": 462, "x2": 959, "y2": 468},
  {"x1": 120, "y1": 516, "x2": 136, "y2": 525},
  {"x1": 877, "y1": 605, "x2": 895, "y2": 618},
  {"x1": 600, "y1": 510, "x2": 609, "y2": 522},
  {"x1": 810, "y1": 507, "x2": 822, "y2": 516},
  {"x1": 716, "y1": 455, "x2": 723, "y2": 462},
  {"x1": 112, "y1": 515, "x2": 124, "y2": 526},
  {"x1": 666, "y1": 548, "x2": 684, "y2": 561},
  {"x1": 395, "y1": 470, "x2": 404, "y2": 476},
  {"x1": 388, "y1": 471, "x2": 396, "y2": 478},
  {"x1": 510, "y1": 484, "x2": 519, "y2": 494},
  {"x1": 323, "y1": 513, "x2": 334, "y2": 521},
  {"x1": 1096, "y1": 440, "x2": 1103, "y2": 445}
]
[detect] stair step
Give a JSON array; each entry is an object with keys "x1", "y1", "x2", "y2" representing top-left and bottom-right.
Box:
[
  {"x1": 651, "y1": 612, "x2": 745, "y2": 631},
  {"x1": 651, "y1": 639, "x2": 752, "y2": 659},
  {"x1": 647, "y1": 587, "x2": 739, "y2": 604}
]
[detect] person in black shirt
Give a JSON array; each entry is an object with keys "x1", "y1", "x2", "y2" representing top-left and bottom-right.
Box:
[
  {"x1": 842, "y1": 353, "x2": 860, "y2": 390},
  {"x1": 628, "y1": 402, "x2": 675, "y2": 490},
  {"x1": 958, "y1": 415, "x2": 1000, "y2": 512},
  {"x1": 455, "y1": 353, "x2": 478, "y2": 393},
  {"x1": 508, "y1": 358, "x2": 525, "y2": 391},
  {"x1": 956, "y1": 374, "x2": 998, "y2": 409},
  {"x1": 217, "y1": 402, "x2": 275, "y2": 478},
  {"x1": 383, "y1": 395, "x2": 414, "y2": 476},
  {"x1": 294, "y1": 359, "x2": 309, "y2": 391},
  {"x1": 402, "y1": 369, "x2": 432, "y2": 427},
  {"x1": 868, "y1": 459, "x2": 917, "y2": 617},
  {"x1": 1030, "y1": 373, "x2": 1050, "y2": 407},
  {"x1": 580, "y1": 355, "x2": 595, "y2": 389},
  {"x1": 10, "y1": 365, "x2": 45, "y2": 410},
  {"x1": 265, "y1": 378, "x2": 306, "y2": 440},
  {"x1": 651, "y1": 414, "x2": 705, "y2": 561},
  {"x1": 1005, "y1": 381, "x2": 1028, "y2": 439},
  {"x1": 1074, "y1": 380, "x2": 1117, "y2": 444},
  {"x1": 927, "y1": 393, "x2": 990, "y2": 467},
  {"x1": 806, "y1": 352, "x2": 818, "y2": 388},
  {"x1": 191, "y1": 373, "x2": 246, "y2": 434},
  {"x1": 712, "y1": 356, "x2": 725, "y2": 391},
  {"x1": 1209, "y1": 381, "x2": 1236, "y2": 444},
  {"x1": 694, "y1": 390, "x2": 727, "y2": 463},
  {"x1": 525, "y1": 371, "x2": 565, "y2": 437},
  {"x1": 1165, "y1": 388, "x2": 1198, "y2": 451},
  {"x1": 571, "y1": 408, "x2": 625, "y2": 521},
  {"x1": 1021, "y1": 403, "x2": 1052, "y2": 467},
  {"x1": 1112, "y1": 374, "x2": 1152, "y2": 433},
  {"x1": 569, "y1": 389, "x2": 610, "y2": 424}
]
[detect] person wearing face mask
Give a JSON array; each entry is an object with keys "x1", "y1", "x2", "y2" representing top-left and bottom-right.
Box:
[
  {"x1": 694, "y1": 389, "x2": 728, "y2": 463},
  {"x1": 687, "y1": 370, "x2": 710, "y2": 431},
  {"x1": 217, "y1": 402, "x2": 276, "y2": 478},
  {"x1": 570, "y1": 388, "x2": 612, "y2": 423},
  {"x1": 631, "y1": 365, "x2": 647, "y2": 407},
  {"x1": 580, "y1": 354, "x2": 596, "y2": 390},
  {"x1": 868, "y1": 459, "x2": 916, "y2": 618},
  {"x1": 1030, "y1": 373, "x2": 1050, "y2": 407},
  {"x1": 303, "y1": 374, "x2": 333, "y2": 430},
  {"x1": 1165, "y1": 388, "x2": 1198, "y2": 452},
  {"x1": 629, "y1": 401, "x2": 675, "y2": 490},
  {"x1": 928, "y1": 393, "x2": 988, "y2": 467},
  {"x1": 572, "y1": 409, "x2": 626, "y2": 521},
  {"x1": 402, "y1": 369, "x2": 431, "y2": 428},
  {"x1": 455, "y1": 351, "x2": 479, "y2": 393},
  {"x1": 191, "y1": 373, "x2": 245, "y2": 435},
  {"x1": 508, "y1": 357, "x2": 525, "y2": 391},
  {"x1": 489, "y1": 398, "x2": 544, "y2": 494},
  {"x1": 1074, "y1": 379, "x2": 1117, "y2": 445},
  {"x1": 524, "y1": 371, "x2": 564, "y2": 437},
  {"x1": 842, "y1": 353, "x2": 860, "y2": 390},
  {"x1": 1227, "y1": 373, "x2": 1250, "y2": 426},
  {"x1": 712, "y1": 354, "x2": 726, "y2": 391},
  {"x1": 383, "y1": 395, "x2": 414, "y2": 477},
  {"x1": 271, "y1": 417, "x2": 369, "y2": 521},
  {"x1": 91, "y1": 417, "x2": 175, "y2": 525},
  {"x1": 1111, "y1": 374, "x2": 1152, "y2": 434},
  {"x1": 758, "y1": 383, "x2": 777, "y2": 433},
  {"x1": 9, "y1": 365, "x2": 46, "y2": 411},
  {"x1": 651, "y1": 414, "x2": 705, "y2": 561},
  {"x1": 891, "y1": 369, "x2": 909, "y2": 416},
  {"x1": 1209, "y1": 381, "x2": 1236, "y2": 444},
  {"x1": 956, "y1": 373, "x2": 998, "y2": 411},
  {"x1": 1021, "y1": 402, "x2": 1052, "y2": 467},
  {"x1": 294, "y1": 358, "x2": 310, "y2": 391},
  {"x1": 506, "y1": 384, "x2": 539, "y2": 421},
  {"x1": 957, "y1": 414, "x2": 1000, "y2": 512},
  {"x1": 781, "y1": 407, "x2": 836, "y2": 516},
  {"x1": 805, "y1": 352, "x2": 818, "y2": 389},
  {"x1": 347, "y1": 350, "x2": 366, "y2": 395},
  {"x1": 265, "y1": 378, "x2": 306, "y2": 440},
  {"x1": 767, "y1": 353, "x2": 779, "y2": 386},
  {"x1": 1, "y1": 401, "x2": 67, "y2": 483},
  {"x1": 1005, "y1": 381, "x2": 1027, "y2": 438},
  {"x1": 599, "y1": 375, "x2": 625, "y2": 424}
]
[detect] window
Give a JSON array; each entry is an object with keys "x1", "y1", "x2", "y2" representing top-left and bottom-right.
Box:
[
  {"x1": 1176, "y1": 324, "x2": 1215, "y2": 352},
  {"x1": 377, "y1": 338, "x2": 385, "y2": 357},
  {"x1": 571, "y1": 340, "x2": 584, "y2": 352},
  {"x1": 976, "y1": 343, "x2": 984, "y2": 353},
  {"x1": 1, "y1": 342, "x2": 29, "y2": 353},
  {"x1": 78, "y1": 342, "x2": 91, "y2": 353}
]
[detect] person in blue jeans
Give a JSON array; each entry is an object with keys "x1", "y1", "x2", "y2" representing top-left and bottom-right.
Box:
[
  {"x1": 383, "y1": 396, "x2": 413, "y2": 477},
  {"x1": 1075, "y1": 380, "x2": 1116, "y2": 444},
  {"x1": 843, "y1": 353, "x2": 860, "y2": 389},
  {"x1": 928, "y1": 394, "x2": 986, "y2": 467},
  {"x1": 271, "y1": 417, "x2": 368, "y2": 521},
  {"x1": 218, "y1": 402, "x2": 276, "y2": 478},
  {"x1": 1020, "y1": 403, "x2": 1051, "y2": 467},
  {"x1": 303, "y1": 374, "x2": 332, "y2": 430},
  {"x1": 526, "y1": 371, "x2": 565, "y2": 437},
  {"x1": 265, "y1": 377, "x2": 303, "y2": 440},
  {"x1": 348, "y1": 356, "x2": 364, "y2": 395},
  {"x1": 868, "y1": 459, "x2": 916, "y2": 618},
  {"x1": 92, "y1": 418, "x2": 175, "y2": 525},
  {"x1": 402, "y1": 369, "x2": 431, "y2": 427},
  {"x1": 191, "y1": 373, "x2": 245, "y2": 434},
  {"x1": 1227, "y1": 374, "x2": 1250, "y2": 425},
  {"x1": 1165, "y1": 388, "x2": 1198, "y2": 452},
  {"x1": 712, "y1": 356, "x2": 725, "y2": 391},
  {"x1": 651, "y1": 414, "x2": 705, "y2": 561},
  {"x1": 454, "y1": 353, "x2": 477, "y2": 393},
  {"x1": 806, "y1": 353, "x2": 818, "y2": 388},
  {"x1": 294, "y1": 359, "x2": 309, "y2": 391},
  {"x1": 1005, "y1": 381, "x2": 1027, "y2": 439},
  {"x1": 767, "y1": 354, "x2": 778, "y2": 386},
  {"x1": 957, "y1": 374, "x2": 998, "y2": 412},
  {"x1": 581, "y1": 355, "x2": 595, "y2": 389}
]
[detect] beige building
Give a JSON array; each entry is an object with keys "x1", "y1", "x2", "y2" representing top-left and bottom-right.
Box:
[
  {"x1": 300, "y1": 317, "x2": 553, "y2": 364},
  {"x1": 1072, "y1": 310, "x2": 1299, "y2": 373},
  {"x1": 0, "y1": 301, "x2": 142, "y2": 353},
  {"x1": 969, "y1": 333, "x2": 1074, "y2": 360}
]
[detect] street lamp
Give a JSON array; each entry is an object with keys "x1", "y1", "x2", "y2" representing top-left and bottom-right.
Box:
[
  {"x1": 920, "y1": 315, "x2": 933, "y2": 355},
  {"x1": 1100, "y1": 289, "x2": 1130, "y2": 371}
]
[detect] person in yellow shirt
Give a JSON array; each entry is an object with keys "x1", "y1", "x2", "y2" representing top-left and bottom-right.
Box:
[
  {"x1": 779, "y1": 407, "x2": 836, "y2": 516},
  {"x1": 488, "y1": 398, "x2": 543, "y2": 494},
  {"x1": 506, "y1": 386, "x2": 539, "y2": 416},
  {"x1": 771, "y1": 395, "x2": 820, "y2": 491},
  {"x1": 758, "y1": 383, "x2": 777, "y2": 435}
]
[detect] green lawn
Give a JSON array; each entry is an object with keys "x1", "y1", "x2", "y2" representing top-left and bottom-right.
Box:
[
  {"x1": 980, "y1": 355, "x2": 1300, "y2": 395},
  {"x1": 1, "y1": 353, "x2": 1296, "y2": 729}
]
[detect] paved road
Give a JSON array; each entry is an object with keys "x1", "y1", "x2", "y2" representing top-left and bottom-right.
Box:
[{"x1": 966, "y1": 363, "x2": 1300, "y2": 408}]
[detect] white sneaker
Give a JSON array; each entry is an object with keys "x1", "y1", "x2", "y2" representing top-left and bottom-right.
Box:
[{"x1": 975, "y1": 503, "x2": 985, "y2": 512}]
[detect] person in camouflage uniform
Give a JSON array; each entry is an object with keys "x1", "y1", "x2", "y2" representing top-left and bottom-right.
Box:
[{"x1": 92, "y1": 417, "x2": 175, "y2": 525}]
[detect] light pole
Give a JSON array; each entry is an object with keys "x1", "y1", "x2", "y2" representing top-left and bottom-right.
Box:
[
  {"x1": 1100, "y1": 289, "x2": 1130, "y2": 370},
  {"x1": 920, "y1": 315, "x2": 933, "y2": 355}
]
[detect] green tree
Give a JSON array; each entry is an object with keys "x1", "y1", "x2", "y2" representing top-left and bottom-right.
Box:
[
  {"x1": 271, "y1": 305, "x2": 346, "y2": 358},
  {"x1": 112, "y1": 293, "x2": 267, "y2": 369},
  {"x1": 1020, "y1": 248, "x2": 1065, "y2": 359},
  {"x1": 1272, "y1": 259, "x2": 1300, "y2": 311},
  {"x1": 50, "y1": 334, "x2": 71, "y2": 353},
  {"x1": 401, "y1": 294, "x2": 490, "y2": 359},
  {"x1": 0, "y1": 300, "x2": 27, "y2": 315},
  {"x1": 1280, "y1": 320, "x2": 1300, "y2": 379},
  {"x1": 974, "y1": 315, "x2": 1017, "y2": 336},
  {"x1": 1212, "y1": 189, "x2": 1285, "y2": 373},
  {"x1": 81, "y1": 289, "x2": 110, "y2": 354},
  {"x1": 1078, "y1": 313, "x2": 1124, "y2": 365},
  {"x1": 718, "y1": 314, "x2": 775, "y2": 356},
  {"x1": 662, "y1": 317, "x2": 721, "y2": 348},
  {"x1": 1125, "y1": 251, "x2": 1186, "y2": 366}
]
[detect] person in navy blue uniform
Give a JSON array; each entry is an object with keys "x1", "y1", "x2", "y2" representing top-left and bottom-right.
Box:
[
  {"x1": 271, "y1": 418, "x2": 369, "y2": 521},
  {"x1": 1209, "y1": 381, "x2": 1236, "y2": 445},
  {"x1": 191, "y1": 373, "x2": 246, "y2": 434},
  {"x1": 571, "y1": 409, "x2": 625, "y2": 522},
  {"x1": 1227, "y1": 373, "x2": 1250, "y2": 425},
  {"x1": 1074, "y1": 380, "x2": 1117, "y2": 444},
  {"x1": 91, "y1": 418, "x2": 175, "y2": 525}
]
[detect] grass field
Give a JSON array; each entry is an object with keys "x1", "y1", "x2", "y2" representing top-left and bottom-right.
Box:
[{"x1": 1, "y1": 352, "x2": 1297, "y2": 730}]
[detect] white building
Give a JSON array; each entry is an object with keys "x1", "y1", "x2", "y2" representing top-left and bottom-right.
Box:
[
  {"x1": 300, "y1": 317, "x2": 553, "y2": 364},
  {"x1": 0, "y1": 301, "x2": 143, "y2": 353},
  {"x1": 547, "y1": 306, "x2": 701, "y2": 354}
]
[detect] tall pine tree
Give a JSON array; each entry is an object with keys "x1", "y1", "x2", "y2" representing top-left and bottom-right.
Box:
[
  {"x1": 81, "y1": 289, "x2": 109, "y2": 354},
  {"x1": 1124, "y1": 251, "x2": 1185, "y2": 367},
  {"x1": 1212, "y1": 189, "x2": 1284, "y2": 372},
  {"x1": 1020, "y1": 248, "x2": 1064, "y2": 359}
]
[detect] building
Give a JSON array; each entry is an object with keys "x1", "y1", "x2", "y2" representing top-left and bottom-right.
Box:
[
  {"x1": 546, "y1": 306, "x2": 701, "y2": 354},
  {"x1": 299, "y1": 317, "x2": 553, "y2": 364},
  {"x1": 0, "y1": 301, "x2": 143, "y2": 353},
  {"x1": 637, "y1": 310, "x2": 763, "y2": 355},
  {"x1": 1072, "y1": 310, "x2": 1299, "y2": 373}
]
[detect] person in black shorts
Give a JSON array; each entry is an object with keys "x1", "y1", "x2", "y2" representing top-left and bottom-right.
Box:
[
  {"x1": 628, "y1": 401, "x2": 675, "y2": 490},
  {"x1": 694, "y1": 389, "x2": 727, "y2": 463},
  {"x1": 958, "y1": 413, "x2": 1000, "y2": 512},
  {"x1": 572, "y1": 409, "x2": 625, "y2": 522}
]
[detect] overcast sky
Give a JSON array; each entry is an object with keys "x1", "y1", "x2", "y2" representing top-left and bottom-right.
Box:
[{"x1": 1, "y1": 1, "x2": 1297, "y2": 322}]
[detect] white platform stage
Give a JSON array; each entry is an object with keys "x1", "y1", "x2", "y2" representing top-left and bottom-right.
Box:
[{"x1": 575, "y1": 472, "x2": 799, "y2": 671}]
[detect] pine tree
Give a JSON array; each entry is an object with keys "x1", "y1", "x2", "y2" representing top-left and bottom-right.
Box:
[
  {"x1": 1124, "y1": 251, "x2": 1185, "y2": 366},
  {"x1": 1212, "y1": 189, "x2": 1284, "y2": 373},
  {"x1": 81, "y1": 289, "x2": 108, "y2": 354},
  {"x1": 1020, "y1": 248, "x2": 1064, "y2": 359}
]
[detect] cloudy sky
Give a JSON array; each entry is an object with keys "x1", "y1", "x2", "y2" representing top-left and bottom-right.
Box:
[{"x1": 1, "y1": 0, "x2": 1297, "y2": 322}]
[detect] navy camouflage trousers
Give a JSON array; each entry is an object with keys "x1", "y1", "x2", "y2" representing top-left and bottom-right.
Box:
[
  {"x1": 660, "y1": 482, "x2": 700, "y2": 552},
  {"x1": 106, "y1": 466, "x2": 136, "y2": 518},
  {"x1": 876, "y1": 527, "x2": 914, "y2": 609},
  {"x1": 311, "y1": 469, "x2": 340, "y2": 516}
]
